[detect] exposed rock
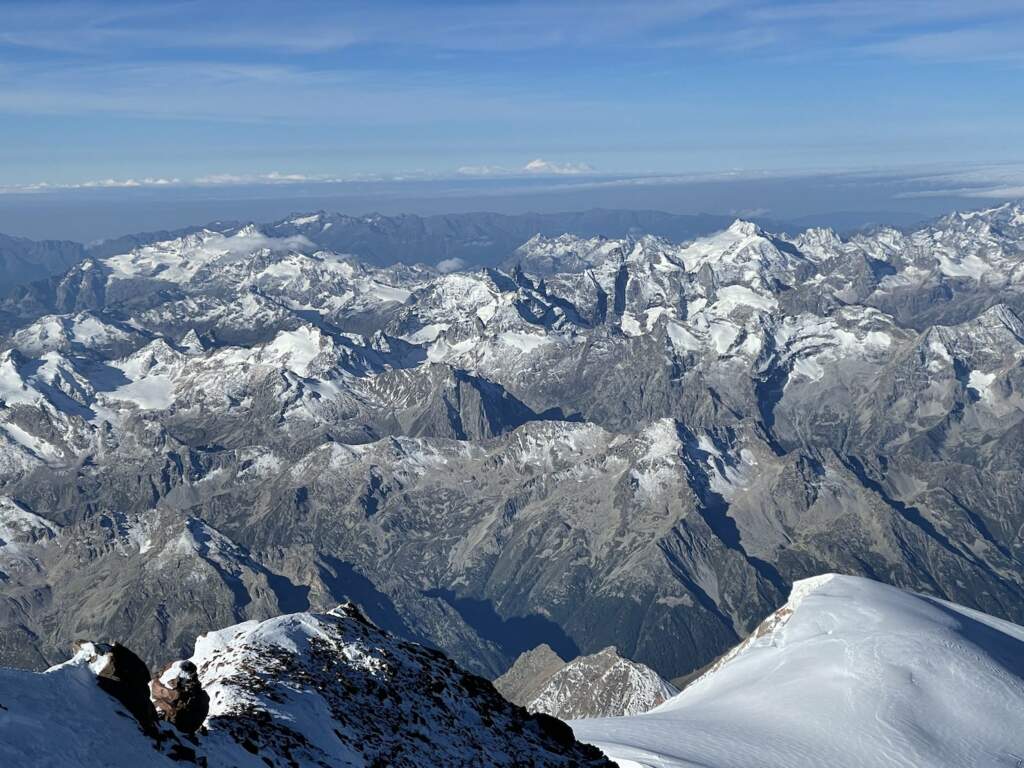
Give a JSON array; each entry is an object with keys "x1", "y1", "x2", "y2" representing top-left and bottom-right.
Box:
[
  {"x1": 149, "y1": 660, "x2": 209, "y2": 734},
  {"x1": 499, "y1": 644, "x2": 679, "y2": 719},
  {"x1": 494, "y1": 643, "x2": 566, "y2": 704}
]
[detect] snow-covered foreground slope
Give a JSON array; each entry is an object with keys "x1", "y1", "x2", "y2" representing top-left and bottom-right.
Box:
[{"x1": 572, "y1": 574, "x2": 1024, "y2": 768}]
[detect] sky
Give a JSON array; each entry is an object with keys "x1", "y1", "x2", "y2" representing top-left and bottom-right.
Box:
[
  {"x1": 2, "y1": 0, "x2": 1024, "y2": 188},
  {"x1": 1, "y1": 0, "x2": 1023, "y2": 193}
]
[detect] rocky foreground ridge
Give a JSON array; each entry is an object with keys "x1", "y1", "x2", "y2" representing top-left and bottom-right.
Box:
[{"x1": 0, "y1": 603, "x2": 612, "y2": 767}]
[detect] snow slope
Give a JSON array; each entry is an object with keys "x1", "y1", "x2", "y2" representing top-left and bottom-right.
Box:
[{"x1": 571, "y1": 574, "x2": 1024, "y2": 768}]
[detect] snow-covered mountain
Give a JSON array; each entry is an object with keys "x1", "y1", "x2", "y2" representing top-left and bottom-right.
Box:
[
  {"x1": 496, "y1": 644, "x2": 678, "y2": 719},
  {"x1": 0, "y1": 603, "x2": 613, "y2": 767},
  {"x1": 1, "y1": 202, "x2": 1024, "y2": 693},
  {"x1": 571, "y1": 574, "x2": 1024, "y2": 768}
]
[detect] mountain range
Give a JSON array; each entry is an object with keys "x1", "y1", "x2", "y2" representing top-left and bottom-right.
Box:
[
  {"x1": 0, "y1": 201, "x2": 1022, "y2": 694},
  {"x1": 0, "y1": 209, "x2": 748, "y2": 297}
]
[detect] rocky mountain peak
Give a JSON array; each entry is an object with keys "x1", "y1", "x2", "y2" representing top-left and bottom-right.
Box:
[
  {"x1": 496, "y1": 643, "x2": 679, "y2": 720},
  {"x1": 727, "y1": 218, "x2": 762, "y2": 237}
]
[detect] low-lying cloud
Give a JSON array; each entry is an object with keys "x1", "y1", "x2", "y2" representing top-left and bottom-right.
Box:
[
  {"x1": 436, "y1": 257, "x2": 467, "y2": 273},
  {"x1": 457, "y1": 159, "x2": 595, "y2": 177}
]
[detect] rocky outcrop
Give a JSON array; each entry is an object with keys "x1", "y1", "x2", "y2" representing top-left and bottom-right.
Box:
[
  {"x1": 149, "y1": 660, "x2": 209, "y2": 734},
  {"x1": 495, "y1": 643, "x2": 567, "y2": 705},
  {"x1": 497, "y1": 644, "x2": 679, "y2": 719}
]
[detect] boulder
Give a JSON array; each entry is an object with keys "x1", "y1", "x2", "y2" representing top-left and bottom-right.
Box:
[{"x1": 149, "y1": 660, "x2": 210, "y2": 734}]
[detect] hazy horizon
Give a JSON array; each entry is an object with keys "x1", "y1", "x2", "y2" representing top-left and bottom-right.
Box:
[{"x1": 2, "y1": 165, "x2": 1022, "y2": 243}]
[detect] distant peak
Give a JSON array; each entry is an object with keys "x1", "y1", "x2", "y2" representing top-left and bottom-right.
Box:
[
  {"x1": 801, "y1": 226, "x2": 841, "y2": 244},
  {"x1": 727, "y1": 219, "x2": 762, "y2": 237},
  {"x1": 233, "y1": 223, "x2": 261, "y2": 238}
]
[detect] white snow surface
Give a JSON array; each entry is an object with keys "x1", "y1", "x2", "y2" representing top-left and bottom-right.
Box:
[
  {"x1": 0, "y1": 647, "x2": 181, "y2": 768},
  {"x1": 572, "y1": 574, "x2": 1024, "y2": 768}
]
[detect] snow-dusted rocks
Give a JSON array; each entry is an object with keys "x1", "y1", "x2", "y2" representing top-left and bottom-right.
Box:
[{"x1": 571, "y1": 574, "x2": 1024, "y2": 768}]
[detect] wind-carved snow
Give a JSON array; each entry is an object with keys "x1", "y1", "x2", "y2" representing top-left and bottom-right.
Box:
[
  {"x1": 10, "y1": 313, "x2": 135, "y2": 356},
  {"x1": 0, "y1": 352, "x2": 39, "y2": 406},
  {"x1": 513, "y1": 234, "x2": 623, "y2": 274},
  {"x1": 259, "y1": 327, "x2": 328, "y2": 377},
  {"x1": 1, "y1": 422, "x2": 62, "y2": 460},
  {"x1": 666, "y1": 322, "x2": 701, "y2": 351},
  {"x1": 713, "y1": 284, "x2": 777, "y2": 313},
  {"x1": 630, "y1": 419, "x2": 684, "y2": 496},
  {"x1": 401, "y1": 322, "x2": 449, "y2": 344},
  {"x1": 572, "y1": 574, "x2": 1024, "y2": 768}
]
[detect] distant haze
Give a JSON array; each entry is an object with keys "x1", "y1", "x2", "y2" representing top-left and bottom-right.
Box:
[{"x1": 0, "y1": 170, "x2": 1009, "y2": 243}]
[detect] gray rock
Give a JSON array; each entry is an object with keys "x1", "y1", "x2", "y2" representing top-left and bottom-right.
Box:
[{"x1": 494, "y1": 643, "x2": 566, "y2": 705}]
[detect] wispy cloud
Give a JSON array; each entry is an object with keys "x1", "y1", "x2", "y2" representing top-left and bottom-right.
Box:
[
  {"x1": 0, "y1": 176, "x2": 183, "y2": 194},
  {"x1": 862, "y1": 28, "x2": 1024, "y2": 64},
  {"x1": 458, "y1": 159, "x2": 595, "y2": 177},
  {"x1": 523, "y1": 158, "x2": 593, "y2": 175},
  {"x1": 0, "y1": 1, "x2": 732, "y2": 55},
  {"x1": 0, "y1": 172, "x2": 322, "y2": 194},
  {"x1": 1, "y1": 159, "x2": 606, "y2": 194},
  {"x1": 435, "y1": 257, "x2": 466, "y2": 273}
]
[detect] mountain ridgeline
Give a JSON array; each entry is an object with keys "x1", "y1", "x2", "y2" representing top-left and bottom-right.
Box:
[
  {"x1": 0, "y1": 603, "x2": 613, "y2": 767},
  {"x1": 0, "y1": 202, "x2": 1023, "y2": 688},
  {"x1": 0, "y1": 208, "x2": 742, "y2": 296}
]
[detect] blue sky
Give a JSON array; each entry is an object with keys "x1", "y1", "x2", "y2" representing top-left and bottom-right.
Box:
[{"x1": 1, "y1": 0, "x2": 1023, "y2": 190}]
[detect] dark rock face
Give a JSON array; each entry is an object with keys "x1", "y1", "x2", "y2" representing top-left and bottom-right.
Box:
[
  {"x1": 150, "y1": 660, "x2": 210, "y2": 734},
  {"x1": 0, "y1": 233, "x2": 85, "y2": 296}
]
